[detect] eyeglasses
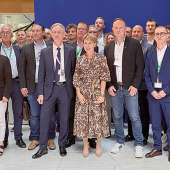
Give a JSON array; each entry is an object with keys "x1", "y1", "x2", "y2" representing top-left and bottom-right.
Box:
[
  {"x1": 77, "y1": 28, "x2": 87, "y2": 31},
  {"x1": 154, "y1": 32, "x2": 167, "y2": 37},
  {"x1": 1, "y1": 31, "x2": 11, "y2": 35}
]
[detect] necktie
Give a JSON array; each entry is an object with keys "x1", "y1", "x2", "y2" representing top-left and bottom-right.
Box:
[{"x1": 54, "y1": 47, "x2": 61, "y2": 83}]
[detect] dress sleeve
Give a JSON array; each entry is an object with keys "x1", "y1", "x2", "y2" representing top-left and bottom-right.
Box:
[
  {"x1": 73, "y1": 57, "x2": 81, "y2": 88},
  {"x1": 100, "y1": 55, "x2": 111, "y2": 82}
]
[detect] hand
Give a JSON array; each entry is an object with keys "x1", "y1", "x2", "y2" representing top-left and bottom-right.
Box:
[
  {"x1": 2, "y1": 97, "x2": 8, "y2": 103},
  {"x1": 37, "y1": 95, "x2": 43, "y2": 105},
  {"x1": 77, "y1": 93, "x2": 86, "y2": 104},
  {"x1": 128, "y1": 86, "x2": 138, "y2": 96},
  {"x1": 97, "y1": 96, "x2": 105, "y2": 104},
  {"x1": 108, "y1": 86, "x2": 116, "y2": 97},
  {"x1": 158, "y1": 90, "x2": 166, "y2": 98},
  {"x1": 21, "y1": 88, "x2": 28, "y2": 97},
  {"x1": 151, "y1": 91, "x2": 161, "y2": 99}
]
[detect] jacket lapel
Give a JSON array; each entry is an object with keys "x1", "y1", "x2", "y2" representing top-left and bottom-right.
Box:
[
  {"x1": 12, "y1": 44, "x2": 20, "y2": 70},
  {"x1": 64, "y1": 45, "x2": 68, "y2": 70},
  {"x1": 122, "y1": 36, "x2": 130, "y2": 61},
  {"x1": 151, "y1": 49, "x2": 158, "y2": 71},
  {"x1": 30, "y1": 43, "x2": 36, "y2": 65},
  {"x1": 48, "y1": 46, "x2": 54, "y2": 72}
]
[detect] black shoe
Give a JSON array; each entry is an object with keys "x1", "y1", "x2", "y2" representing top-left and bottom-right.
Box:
[
  {"x1": 124, "y1": 135, "x2": 135, "y2": 142},
  {"x1": 3, "y1": 140, "x2": 8, "y2": 149},
  {"x1": 163, "y1": 144, "x2": 168, "y2": 151},
  {"x1": 32, "y1": 149, "x2": 48, "y2": 159},
  {"x1": 16, "y1": 138, "x2": 26, "y2": 148},
  {"x1": 143, "y1": 139, "x2": 148, "y2": 146},
  {"x1": 65, "y1": 139, "x2": 75, "y2": 148},
  {"x1": 89, "y1": 139, "x2": 96, "y2": 149},
  {"x1": 59, "y1": 146, "x2": 67, "y2": 157}
]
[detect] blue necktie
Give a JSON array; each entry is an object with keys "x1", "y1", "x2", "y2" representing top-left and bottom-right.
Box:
[{"x1": 54, "y1": 47, "x2": 61, "y2": 83}]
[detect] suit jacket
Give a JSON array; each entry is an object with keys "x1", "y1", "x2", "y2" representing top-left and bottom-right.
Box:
[
  {"x1": 0, "y1": 55, "x2": 12, "y2": 100},
  {"x1": 145, "y1": 46, "x2": 170, "y2": 102},
  {"x1": 68, "y1": 41, "x2": 98, "y2": 56},
  {"x1": 139, "y1": 40, "x2": 155, "y2": 90},
  {"x1": 38, "y1": 44, "x2": 76, "y2": 100},
  {"x1": 104, "y1": 36, "x2": 144, "y2": 90},
  {"x1": 0, "y1": 43, "x2": 21, "y2": 72},
  {"x1": 142, "y1": 37, "x2": 157, "y2": 48},
  {"x1": 19, "y1": 41, "x2": 52, "y2": 94}
]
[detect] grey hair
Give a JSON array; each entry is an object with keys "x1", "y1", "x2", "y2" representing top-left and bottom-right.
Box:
[
  {"x1": 50, "y1": 23, "x2": 65, "y2": 33},
  {"x1": 45, "y1": 28, "x2": 51, "y2": 34},
  {"x1": 96, "y1": 17, "x2": 105, "y2": 25},
  {"x1": 1, "y1": 24, "x2": 13, "y2": 33},
  {"x1": 89, "y1": 25, "x2": 99, "y2": 32}
]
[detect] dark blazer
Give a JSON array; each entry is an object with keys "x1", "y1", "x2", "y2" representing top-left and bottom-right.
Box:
[
  {"x1": 145, "y1": 47, "x2": 170, "y2": 102},
  {"x1": 0, "y1": 55, "x2": 12, "y2": 100},
  {"x1": 19, "y1": 41, "x2": 52, "y2": 94},
  {"x1": 142, "y1": 37, "x2": 157, "y2": 48},
  {"x1": 0, "y1": 43, "x2": 21, "y2": 71},
  {"x1": 38, "y1": 44, "x2": 76, "y2": 100},
  {"x1": 68, "y1": 41, "x2": 98, "y2": 56},
  {"x1": 104, "y1": 36, "x2": 144, "y2": 90}
]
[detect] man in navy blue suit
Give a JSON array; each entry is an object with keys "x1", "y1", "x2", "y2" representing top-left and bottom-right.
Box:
[
  {"x1": 32, "y1": 23, "x2": 76, "y2": 159},
  {"x1": 0, "y1": 25, "x2": 26, "y2": 148},
  {"x1": 145, "y1": 26, "x2": 170, "y2": 162}
]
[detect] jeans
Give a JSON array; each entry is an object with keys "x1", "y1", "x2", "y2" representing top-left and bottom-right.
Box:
[{"x1": 111, "y1": 85, "x2": 143, "y2": 146}]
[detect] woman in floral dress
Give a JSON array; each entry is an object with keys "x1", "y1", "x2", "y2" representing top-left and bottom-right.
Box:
[{"x1": 73, "y1": 33, "x2": 111, "y2": 157}]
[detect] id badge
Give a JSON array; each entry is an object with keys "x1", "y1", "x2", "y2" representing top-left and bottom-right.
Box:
[
  {"x1": 60, "y1": 70, "x2": 65, "y2": 76},
  {"x1": 154, "y1": 82, "x2": 162, "y2": 88},
  {"x1": 114, "y1": 59, "x2": 121, "y2": 66},
  {"x1": 58, "y1": 69, "x2": 61, "y2": 75}
]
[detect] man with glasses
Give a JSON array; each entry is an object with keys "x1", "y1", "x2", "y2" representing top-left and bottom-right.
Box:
[{"x1": 145, "y1": 26, "x2": 170, "y2": 162}]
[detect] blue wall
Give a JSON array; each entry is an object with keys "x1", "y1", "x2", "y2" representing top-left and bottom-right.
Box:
[{"x1": 34, "y1": 0, "x2": 170, "y2": 33}]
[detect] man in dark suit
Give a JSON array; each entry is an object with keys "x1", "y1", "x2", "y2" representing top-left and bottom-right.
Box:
[
  {"x1": 104, "y1": 18, "x2": 144, "y2": 158},
  {"x1": 145, "y1": 26, "x2": 170, "y2": 162},
  {"x1": 19, "y1": 24, "x2": 56, "y2": 150},
  {"x1": 0, "y1": 54, "x2": 12, "y2": 154},
  {"x1": 66, "y1": 22, "x2": 98, "y2": 149},
  {"x1": 0, "y1": 24, "x2": 26, "y2": 148},
  {"x1": 124, "y1": 25, "x2": 155, "y2": 145},
  {"x1": 32, "y1": 23, "x2": 76, "y2": 159}
]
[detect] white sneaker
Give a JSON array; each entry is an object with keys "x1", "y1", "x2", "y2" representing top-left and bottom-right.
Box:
[
  {"x1": 110, "y1": 143, "x2": 124, "y2": 154},
  {"x1": 135, "y1": 146, "x2": 143, "y2": 158},
  {"x1": 161, "y1": 134, "x2": 167, "y2": 144}
]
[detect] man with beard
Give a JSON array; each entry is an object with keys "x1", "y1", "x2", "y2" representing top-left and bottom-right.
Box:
[{"x1": 66, "y1": 24, "x2": 77, "y2": 44}]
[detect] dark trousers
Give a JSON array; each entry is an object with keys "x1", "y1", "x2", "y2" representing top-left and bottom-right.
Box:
[
  {"x1": 128, "y1": 90, "x2": 150, "y2": 140},
  {"x1": 4, "y1": 107, "x2": 9, "y2": 141},
  {"x1": 149, "y1": 99, "x2": 170, "y2": 151},
  {"x1": 39, "y1": 84, "x2": 71, "y2": 149}
]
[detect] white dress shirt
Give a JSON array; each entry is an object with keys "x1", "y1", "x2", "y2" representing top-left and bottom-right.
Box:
[
  {"x1": 157, "y1": 45, "x2": 167, "y2": 68},
  {"x1": 53, "y1": 43, "x2": 66, "y2": 82}
]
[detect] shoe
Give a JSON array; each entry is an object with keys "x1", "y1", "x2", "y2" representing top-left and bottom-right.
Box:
[
  {"x1": 0, "y1": 145, "x2": 4, "y2": 156},
  {"x1": 110, "y1": 143, "x2": 124, "y2": 154},
  {"x1": 16, "y1": 138, "x2": 26, "y2": 148},
  {"x1": 48, "y1": 139, "x2": 56, "y2": 150},
  {"x1": 145, "y1": 149, "x2": 162, "y2": 158},
  {"x1": 32, "y1": 149, "x2": 48, "y2": 159},
  {"x1": 65, "y1": 138, "x2": 75, "y2": 148},
  {"x1": 163, "y1": 144, "x2": 168, "y2": 151},
  {"x1": 3, "y1": 140, "x2": 8, "y2": 149},
  {"x1": 161, "y1": 134, "x2": 167, "y2": 144},
  {"x1": 143, "y1": 139, "x2": 148, "y2": 146},
  {"x1": 59, "y1": 146, "x2": 67, "y2": 157},
  {"x1": 168, "y1": 152, "x2": 170, "y2": 162},
  {"x1": 28, "y1": 140, "x2": 39, "y2": 150},
  {"x1": 11, "y1": 127, "x2": 14, "y2": 132},
  {"x1": 124, "y1": 135, "x2": 135, "y2": 142},
  {"x1": 56, "y1": 124, "x2": 60, "y2": 132},
  {"x1": 83, "y1": 145, "x2": 89, "y2": 158},
  {"x1": 89, "y1": 139, "x2": 96, "y2": 149},
  {"x1": 135, "y1": 146, "x2": 143, "y2": 158}
]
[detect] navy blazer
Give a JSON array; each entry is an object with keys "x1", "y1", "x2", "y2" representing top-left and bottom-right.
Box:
[
  {"x1": 0, "y1": 43, "x2": 21, "y2": 71},
  {"x1": 145, "y1": 46, "x2": 170, "y2": 102},
  {"x1": 38, "y1": 44, "x2": 76, "y2": 100}
]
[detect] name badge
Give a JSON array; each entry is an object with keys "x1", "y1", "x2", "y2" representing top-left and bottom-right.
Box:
[{"x1": 154, "y1": 82, "x2": 162, "y2": 88}]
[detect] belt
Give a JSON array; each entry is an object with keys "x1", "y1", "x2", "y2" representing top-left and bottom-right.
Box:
[
  {"x1": 13, "y1": 76, "x2": 19, "y2": 81},
  {"x1": 117, "y1": 82, "x2": 123, "y2": 85},
  {"x1": 54, "y1": 82, "x2": 66, "y2": 85}
]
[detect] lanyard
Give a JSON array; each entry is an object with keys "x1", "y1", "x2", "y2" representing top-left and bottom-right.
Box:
[
  {"x1": 157, "y1": 55, "x2": 164, "y2": 73},
  {"x1": 76, "y1": 47, "x2": 82, "y2": 58},
  {"x1": 2, "y1": 45, "x2": 12, "y2": 60}
]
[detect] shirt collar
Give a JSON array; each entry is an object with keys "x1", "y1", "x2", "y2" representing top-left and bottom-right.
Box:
[
  {"x1": 2, "y1": 42, "x2": 12, "y2": 49},
  {"x1": 115, "y1": 36, "x2": 126, "y2": 45},
  {"x1": 98, "y1": 33, "x2": 104, "y2": 39},
  {"x1": 53, "y1": 43, "x2": 64, "y2": 50},
  {"x1": 157, "y1": 44, "x2": 167, "y2": 53},
  {"x1": 34, "y1": 40, "x2": 45, "y2": 47}
]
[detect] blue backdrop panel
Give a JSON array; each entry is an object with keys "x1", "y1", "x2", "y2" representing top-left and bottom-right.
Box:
[{"x1": 34, "y1": 0, "x2": 170, "y2": 33}]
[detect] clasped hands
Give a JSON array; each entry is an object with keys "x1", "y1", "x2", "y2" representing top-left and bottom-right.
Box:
[{"x1": 151, "y1": 90, "x2": 166, "y2": 99}]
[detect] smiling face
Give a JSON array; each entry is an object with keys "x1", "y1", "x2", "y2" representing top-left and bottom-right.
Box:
[
  {"x1": 132, "y1": 25, "x2": 144, "y2": 42},
  {"x1": 77, "y1": 23, "x2": 88, "y2": 40},
  {"x1": 67, "y1": 27, "x2": 77, "y2": 41},
  {"x1": 17, "y1": 30, "x2": 26, "y2": 44},
  {"x1": 83, "y1": 39, "x2": 96, "y2": 54},
  {"x1": 51, "y1": 25, "x2": 65, "y2": 44},
  {"x1": 154, "y1": 27, "x2": 168, "y2": 45},
  {"x1": 0, "y1": 26, "x2": 13, "y2": 43},
  {"x1": 112, "y1": 20, "x2": 126, "y2": 39}
]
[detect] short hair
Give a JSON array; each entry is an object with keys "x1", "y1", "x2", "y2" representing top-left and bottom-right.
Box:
[
  {"x1": 66, "y1": 24, "x2": 77, "y2": 33},
  {"x1": 89, "y1": 25, "x2": 99, "y2": 31},
  {"x1": 33, "y1": 24, "x2": 45, "y2": 31},
  {"x1": 82, "y1": 33, "x2": 97, "y2": 44},
  {"x1": 126, "y1": 26, "x2": 132, "y2": 30},
  {"x1": 146, "y1": 19, "x2": 158, "y2": 27},
  {"x1": 16, "y1": 30, "x2": 26, "y2": 35},
  {"x1": 45, "y1": 28, "x2": 51, "y2": 33},
  {"x1": 78, "y1": 22, "x2": 89, "y2": 30},
  {"x1": 113, "y1": 18, "x2": 126, "y2": 26},
  {"x1": 1, "y1": 24, "x2": 13, "y2": 33},
  {"x1": 95, "y1": 17, "x2": 105, "y2": 25},
  {"x1": 50, "y1": 23, "x2": 65, "y2": 33},
  {"x1": 104, "y1": 32, "x2": 115, "y2": 45},
  {"x1": 165, "y1": 25, "x2": 170, "y2": 31},
  {"x1": 155, "y1": 26, "x2": 167, "y2": 33}
]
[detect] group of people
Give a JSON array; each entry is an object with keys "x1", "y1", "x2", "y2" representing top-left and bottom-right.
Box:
[{"x1": 0, "y1": 17, "x2": 170, "y2": 162}]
